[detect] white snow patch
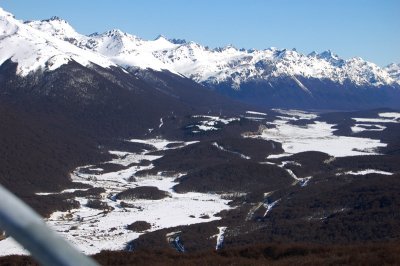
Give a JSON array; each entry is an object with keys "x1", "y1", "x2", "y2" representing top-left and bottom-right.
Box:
[
  {"x1": 351, "y1": 124, "x2": 386, "y2": 133},
  {"x1": 196, "y1": 124, "x2": 219, "y2": 131},
  {"x1": 127, "y1": 138, "x2": 197, "y2": 150},
  {"x1": 292, "y1": 76, "x2": 312, "y2": 95},
  {"x1": 189, "y1": 115, "x2": 239, "y2": 132},
  {"x1": 0, "y1": 237, "x2": 29, "y2": 256},
  {"x1": 379, "y1": 112, "x2": 400, "y2": 120},
  {"x1": 243, "y1": 116, "x2": 266, "y2": 121},
  {"x1": 212, "y1": 142, "x2": 250, "y2": 159},
  {"x1": 246, "y1": 111, "x2": 267, "y2": 116},
  {"x1": 263, "y1": 200, "x2": 280, "y2": 217},
  {"x1": 35, "y1": 188, "x2": 90, "y2": 196},
  {"x1": 352, "y1": 117, "x2": 399, "y2": 123},
  {"x1": 299, "y1": 176, "x2": 312, "y2": 187},
  {"x1": 337, "y1": 169, "x2": 393, "y2": 176},
  {"x1": 280, "y1": 161, "x2": 302, "y2": 167},
  {"x1": 192, "y1": 115, "x2": 240, "y2": 125},
  {"x1": 215, "y1": 226, "x2": 227, "y2": 250},
  {"x1": 35, "y1": 192, "x2": 55, "y2": 196},
  {"x1": 109, "y1": 150, "x2": 161, "y2": 167},
  {"x1": 251, "y1": 120, "x2": 386, "y2": 157},
  {"x1": 272, "y1": 109, "x2": 318, "y2": 120}
]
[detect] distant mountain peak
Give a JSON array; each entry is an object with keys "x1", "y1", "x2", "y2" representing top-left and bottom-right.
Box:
[
  {"x1": 88, "y1": 32, "x2": 100, "y2": 37},
  {"x1": 169, "y1": 38, "x2": 187, "y2": 44},
  {"x1": 155, "y1": 34, "x2": 168, "y2": 41},
  {"x1": 308, "y1": 51, "x2": 317, "y2": 57},
  {"x1": 384, "y1": 62, "x2": 400, "y2": 83},
  {"x1": 34, "y1": 16, "x2": 70, "y2": 25},
  {"x1": 105, "y1": 29, "x2": 126, "y2": 36},
  {"x1": 386, "y1": 62, "x2": 400, "y2": 68},
  {"x1": 48, "y1": 16, "x2": 63, "y2": 21},
  {"x1": 0, "y1": 7, "x2": 114, "y2": 76},
  {"x1": 318, "y1": 50, "x2": 339, "y2": 60}
]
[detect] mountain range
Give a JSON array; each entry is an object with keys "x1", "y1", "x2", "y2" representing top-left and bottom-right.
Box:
[{"x1": 1, "y1": 7, "x2": 399, "y2": 110}]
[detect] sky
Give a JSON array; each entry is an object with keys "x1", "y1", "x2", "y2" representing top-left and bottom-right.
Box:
[{"x1": 0, "y1": 0, "x2": 399, "y2": 66}]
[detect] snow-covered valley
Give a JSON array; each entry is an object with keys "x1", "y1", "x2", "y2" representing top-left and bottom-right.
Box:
[
  {"x1": 1, "y1": 109, "x2": 399, "y2": 256},
  {"x1": 0, "y1": 139, "x2": 232, "y2": 255}
]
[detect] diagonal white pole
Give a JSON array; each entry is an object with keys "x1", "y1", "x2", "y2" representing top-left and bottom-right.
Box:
[{"x1": 0, "y1": 185, "x2": 99, "y2": 266}]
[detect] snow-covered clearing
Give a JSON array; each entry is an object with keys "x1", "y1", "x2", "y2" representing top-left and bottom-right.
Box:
[
  {"x1": 272, "y1": 109, "x2": 318, "y2": 120},
  {"x1": 379, "y1": 112, "x2": 400, "y2": 120},
  {"x1": 352, "y1": 112, "x2": 400, "y2": 123},
  {"x1": 351, "y1": 124, "x2": 386, "y2": 133},
  {"x1": 0, "y1": 139, "x2": 231, "y2": 256},
  {"x1": 188, "y1": 115, "x2": 239, "y2": 132},
  {"x1": 192, "y1": 115, "x2": 239, "y2": 125},
  {"x1": 352, "y1": 118, "x2": 398, "y2": 123},
  {"x1": 250, "y1": 118, "x2": 386, "y2": 157}
]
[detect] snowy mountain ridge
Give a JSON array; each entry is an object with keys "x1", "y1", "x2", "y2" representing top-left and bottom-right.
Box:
[
  {"x1": 23, "y1": 14, "x2": 400, "y2": 89},
  {"x1": 0, "y1": 7, "x2": 115, "y2": 76},
  {"x1": 1, "y1": 7, "x2": 399, "y2": 90}
]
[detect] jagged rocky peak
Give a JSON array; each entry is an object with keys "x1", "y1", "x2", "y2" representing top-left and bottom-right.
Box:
[
  {"x1": 88, "y1": 32, "x2": 100, "y2": 37},
  {"x1": 169, "y1": 38, "x2": 187, "y2": 44},
  {"x1": 48, "y1": 16, "x2": 64, "y2": 22},
  {"x1": 223, "y1": 44, "x2": 238, "y2": 51},
  {"x1": 24, "y1": 14, "x2": 81, "y2": 41},
  {"x1": 105, "y1": 29, "x2": 126, "y2": 37},
  {"x1": 308, "y1": 51, "x2": 317, "y2": 57},
  {"x1": 92, "y1": 29, "x2": 142, "y2": 44},
  {"x1": 318, "y1": 49, "x2": 337, "y2": 59}
]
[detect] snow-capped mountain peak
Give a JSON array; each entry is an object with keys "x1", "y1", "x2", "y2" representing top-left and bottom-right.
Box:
[
  {"x1": 0, "y1": 7, "x2": 115, "y2": 76},
  {"x1": 154, "y1": 34, "x2": 167, "y2": 40},
  {"x1": 104, "y1": 29, "x2": 128, "y2": 38},
  {"x1": 385, "y1": 63, "x2": 400, "y2": 82},
  {"x1": 24, "y1": 16, "x2": 80, "y2": 41},
  {"x1": 0, "y1": 6, "x2": 13, "y2": 18}
]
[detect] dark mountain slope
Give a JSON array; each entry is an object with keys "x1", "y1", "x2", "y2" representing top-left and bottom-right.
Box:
[
  {"x1": 0, "y1": 59, "x2": 253, "y2": 215},
  {"x1": 0, "y1": 60, "x2": 251, "y2": 138},
  {"x1": 0, "y1": 101, "x2": 107, "y2": 216},
  {"x1": 209, "y1": 77, "x2": 400, "y2": 110}
]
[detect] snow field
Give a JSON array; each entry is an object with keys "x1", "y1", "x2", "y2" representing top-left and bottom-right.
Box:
[{"x1": 0, "y1": 138, "x2": 232, "y2": 255}]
